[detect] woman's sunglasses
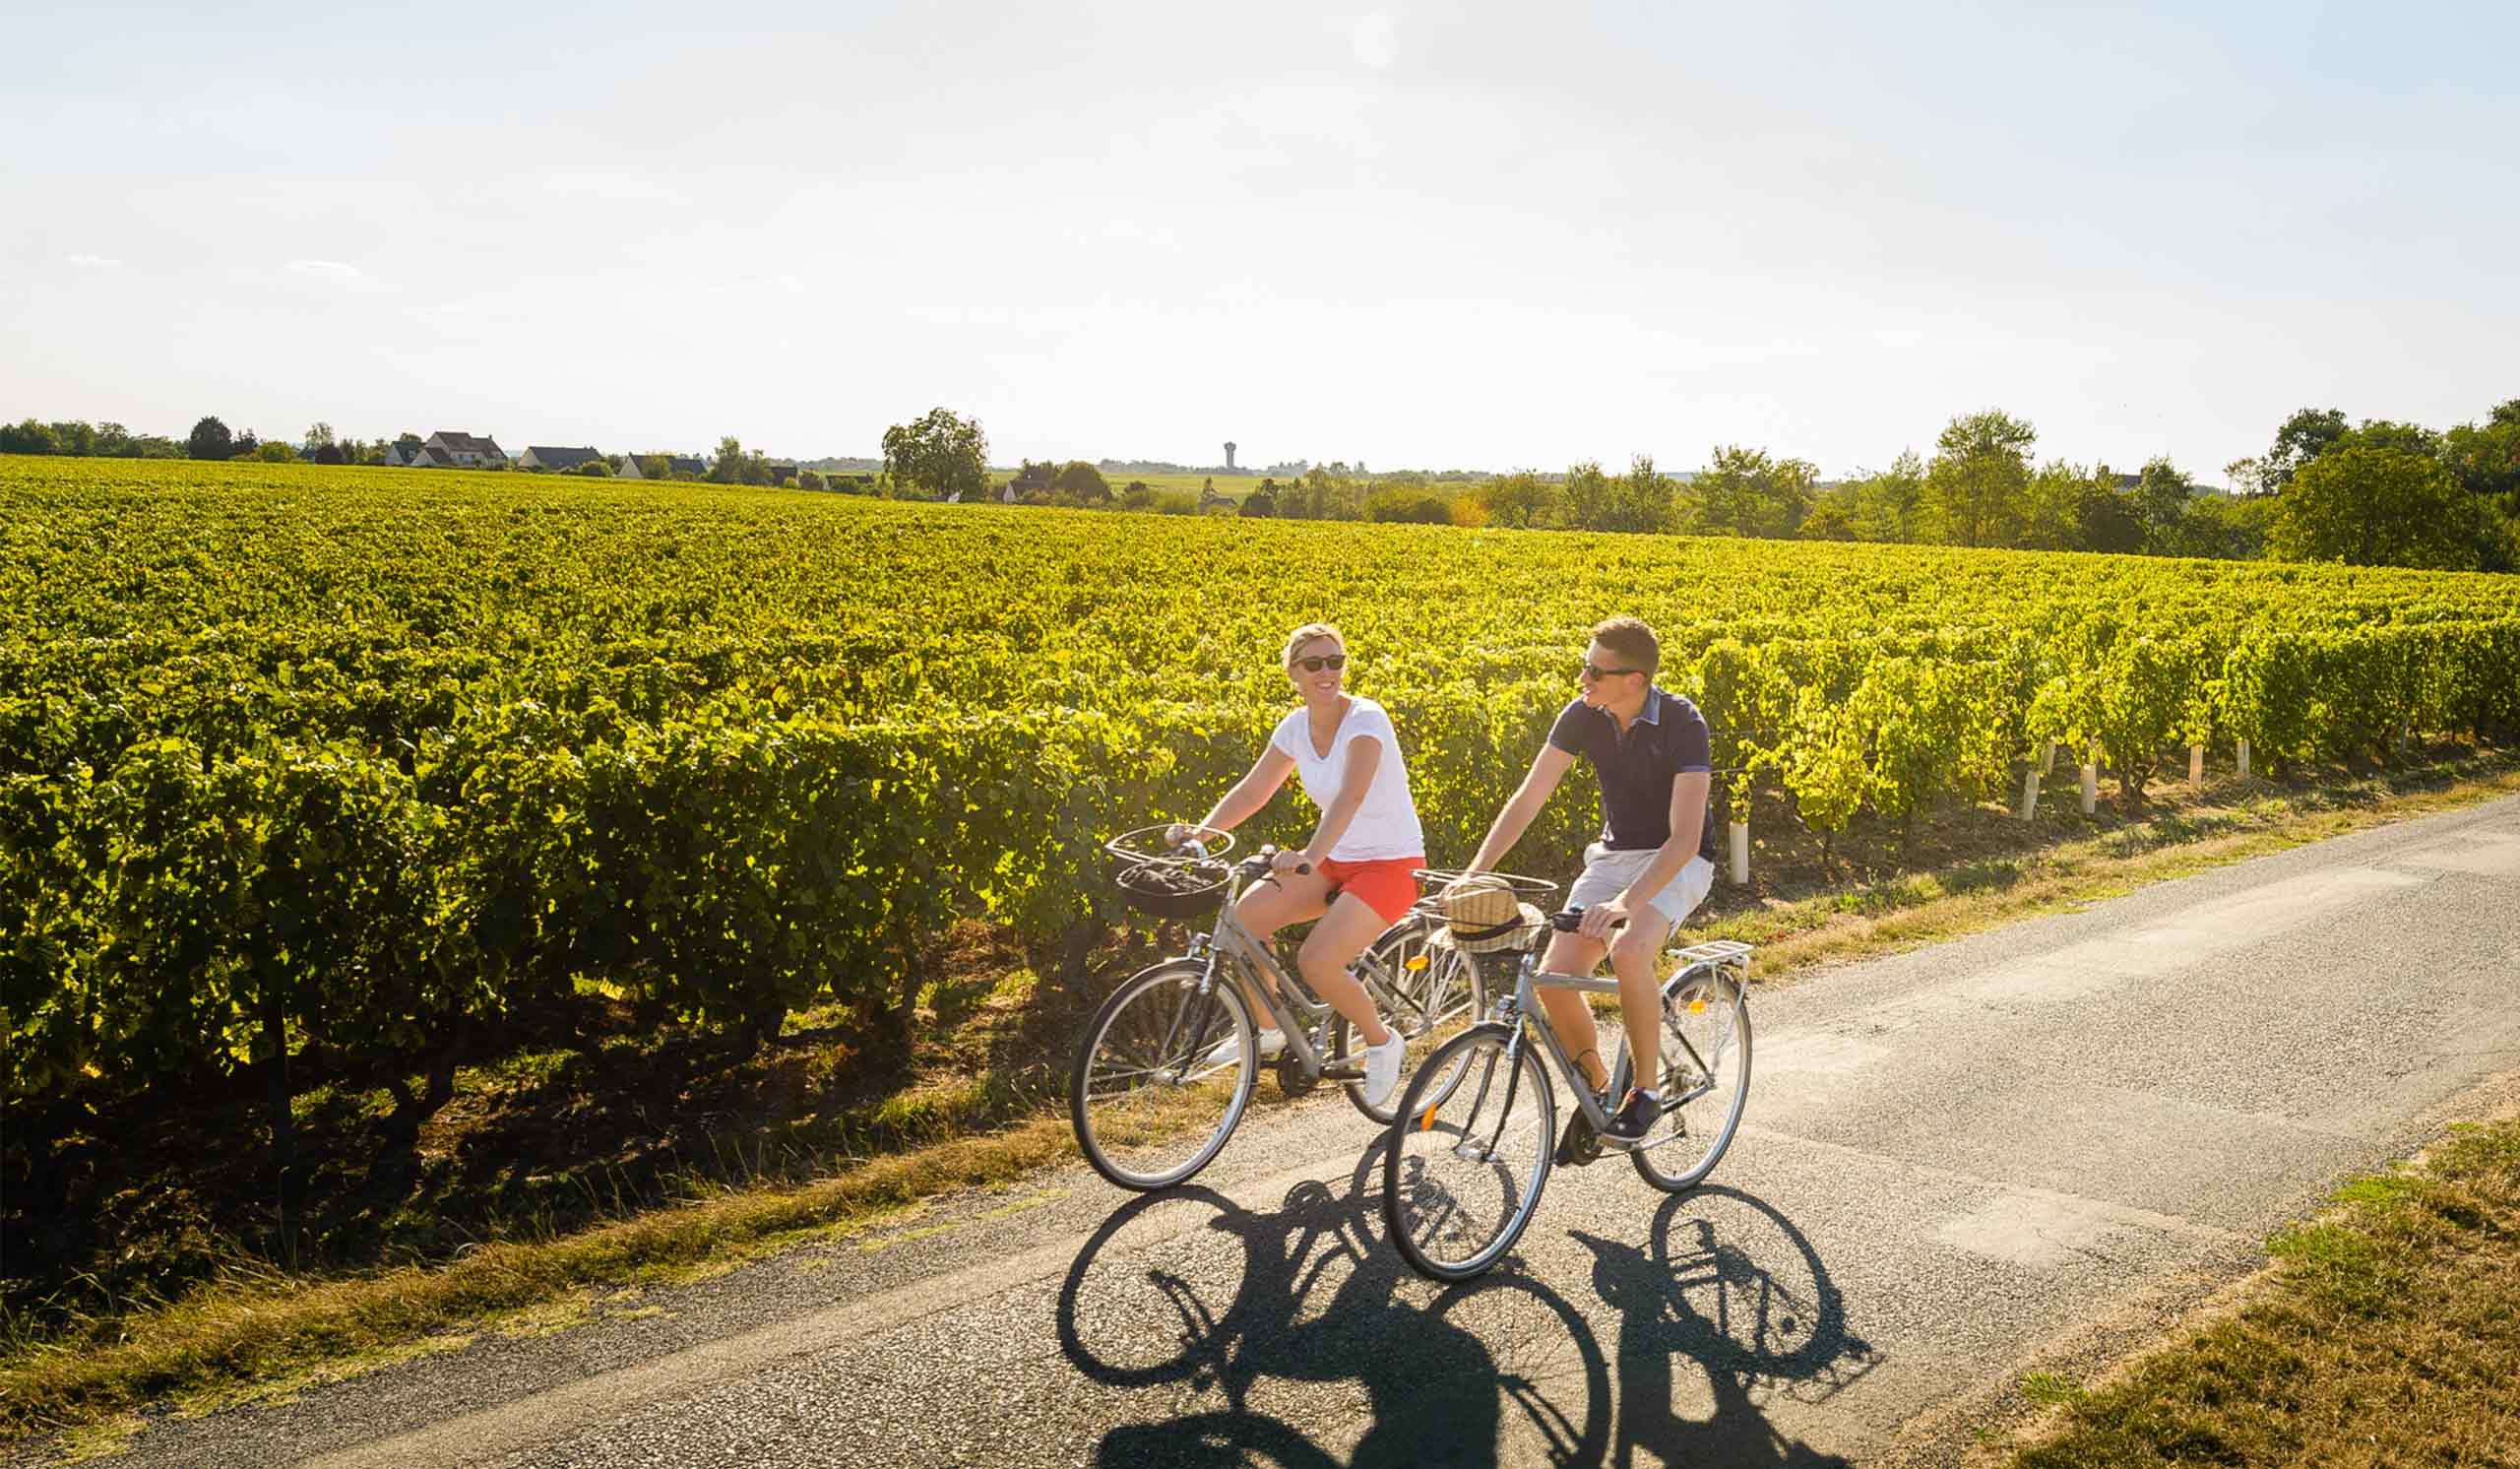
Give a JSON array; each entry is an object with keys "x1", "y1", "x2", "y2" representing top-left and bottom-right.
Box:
[{"x1": 1294, "y1": 654, "x2": 1348, "y2": 673}]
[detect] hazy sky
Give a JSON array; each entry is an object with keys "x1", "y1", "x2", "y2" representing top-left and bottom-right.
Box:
[{"x1": 6, "y1": 1, "x2": 2514, "y2": 479}]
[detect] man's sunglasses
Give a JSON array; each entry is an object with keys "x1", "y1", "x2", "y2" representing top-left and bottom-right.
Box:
[
  {"x1": 1294, "y1": 654, "x2": 1349, "y2": 673},
  {"x1": 1579, "y1": 662, "x2": 1643, "y2": 682}
]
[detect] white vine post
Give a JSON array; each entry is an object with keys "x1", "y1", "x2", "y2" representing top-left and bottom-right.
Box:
[
  {"x1": 2079, "y1": 754, "x2": 2100, "y2": 814},
  {"x1": 2017, "y1": 761, "x2": 2040, "y2": 820},
  {"x1": 2236, "y1": 738, "x2": 2252, "y2": 778},
  {"x1": 1729, "y1": 819, "x2": 1750, "y2": 886},
  {"x1": 2189, "y1": 744, "x2": 2205, "y2": 784}
]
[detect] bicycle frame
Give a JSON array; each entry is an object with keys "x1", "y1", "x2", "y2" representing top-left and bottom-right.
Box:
[
  {"x1": 1465, "y1": 948, "x2": 1743, "y2": 1147},
  {"x1": 1167, "y1": 865, "x2": 1371, "y2": 1085}
]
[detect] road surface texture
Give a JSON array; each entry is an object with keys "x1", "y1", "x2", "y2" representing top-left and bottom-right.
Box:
[{"x1": 78, "y1": 797, "x2": 2520, "y2": 1468}]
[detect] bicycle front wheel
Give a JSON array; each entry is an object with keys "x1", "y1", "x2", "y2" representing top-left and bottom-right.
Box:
[
  {"x1": 1070, "y1": 961, "x2": 1259, "y2": 1190},
  {"x1": 1383, "y1": 1025, "x2": 1555, "y2": 1282},
  {"x1": 1618, "y1": 967, "x2": 1751, "y2": 1193}
]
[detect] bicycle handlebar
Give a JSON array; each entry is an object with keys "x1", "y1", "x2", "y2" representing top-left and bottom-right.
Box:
[
  {"x1": 1547, "y1": 905, "x2": 1625, "y2": 932},
  {"x1": 1157, "y1": 828, "x2": 1308, "y2": 878},
  {"x1": 1240, "y1": 846, "x2": 1310, "y2": 878}
]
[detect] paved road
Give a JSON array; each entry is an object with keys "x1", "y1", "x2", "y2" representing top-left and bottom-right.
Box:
[{"x1": 85, "y1": 798, "x2": 2520, "y2": 1469}]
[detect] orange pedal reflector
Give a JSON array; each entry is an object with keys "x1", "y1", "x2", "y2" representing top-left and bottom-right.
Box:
[{"x1": 1418, "y1": 1104, "x2": 1441, "y2": 1131}]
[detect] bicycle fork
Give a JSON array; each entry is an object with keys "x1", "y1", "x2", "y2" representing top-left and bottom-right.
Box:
[
  {"x1": 1435, "y1": 1028, "x2": 1525, "y2": 1166},
  {"x1": 1156, "y1": 956, "x2": 1227, "y2": 1085}
]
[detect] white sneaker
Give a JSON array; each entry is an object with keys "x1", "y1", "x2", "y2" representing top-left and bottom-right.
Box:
[
  {"x1": 1362, "y1": 1033, "x2": 1408, "y2": 1110},
  {"x1": 1203, "y1": 1029, "x2": 1285, "y2": 1067}
]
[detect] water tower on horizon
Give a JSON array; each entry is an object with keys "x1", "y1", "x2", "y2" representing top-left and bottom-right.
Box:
[{"x1": 1224, "y1": 441, "x2": 1236, "y2": 471}]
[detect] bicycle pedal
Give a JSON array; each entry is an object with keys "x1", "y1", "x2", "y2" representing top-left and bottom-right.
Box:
[
  {"x1": 1450, "y1": 1139, "x2": 1495, "y2": 1164},
  {"x1": 1319, "y1": 1064, "x2": 1363, "y2": 1082}
]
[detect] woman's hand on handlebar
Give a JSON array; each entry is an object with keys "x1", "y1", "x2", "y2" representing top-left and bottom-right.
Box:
[{"x1": 1269, "y1": 848, "x2": 1313, "y2": 876}]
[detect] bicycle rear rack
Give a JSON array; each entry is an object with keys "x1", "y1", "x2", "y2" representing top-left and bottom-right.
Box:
[{"x1": 1667, "y1": 938, "x2": 1753, "y2": 970}]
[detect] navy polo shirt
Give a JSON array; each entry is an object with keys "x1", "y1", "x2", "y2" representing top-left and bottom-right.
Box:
[{"x1": 1546, "y1": 685, "x2": 1717, "y2": 858}]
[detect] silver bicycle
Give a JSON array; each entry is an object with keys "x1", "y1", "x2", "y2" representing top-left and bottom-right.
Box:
[
  {"x1": 1069, "y1": 826, "x2": 1486, "y2": 1192},
  {"x1": 1382, "y1": 875, "x2": 1754, "y2": 1281}
]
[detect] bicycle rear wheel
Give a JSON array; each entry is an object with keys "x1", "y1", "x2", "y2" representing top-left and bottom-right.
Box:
[
  {"x1": 1383, "y1": 1025, "x2": 1555, "y2": 1282},
  {"x1": 1617, "y1": 967, "x2": 1751, "y2": 1193},
  {"x1": 1334, "y1": 919, "x2": 1489, "y2": 1124},
  {"x1": 1377, "y1": 914, "x2": 1486, "y2": 1034},
  {"x1": 1071, "y1": 961, "x2": 1259, "y2": 1190}
]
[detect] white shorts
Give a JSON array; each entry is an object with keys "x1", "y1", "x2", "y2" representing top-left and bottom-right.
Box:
[{"x1": 1563, "y1": 844, "x2": 1714, "y2": 936}]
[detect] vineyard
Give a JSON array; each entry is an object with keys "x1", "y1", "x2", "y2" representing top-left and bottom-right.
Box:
[{"x1": 6, "y1": 456, "x2": 2519, "y2": 1126}]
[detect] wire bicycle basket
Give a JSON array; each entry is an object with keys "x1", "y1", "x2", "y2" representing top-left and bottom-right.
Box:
[{"x1": 1106, "y1": 825, "x2": 1236, "y2": 921}]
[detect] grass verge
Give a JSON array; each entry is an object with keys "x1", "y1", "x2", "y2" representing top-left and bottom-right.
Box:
[
  {"x1": 6, "y1": 755, "x2": 2516, "y2": 1449},
  {"x1": 0, "y1": 1114, "x2": 1077, "y2": 1441},
  {"x1": 1704, "y1": 757, "x2": 2520, "y2": 978},
  {"x1": 1997, "y1": 1115, "x2": 2520, "y2": 1467}
]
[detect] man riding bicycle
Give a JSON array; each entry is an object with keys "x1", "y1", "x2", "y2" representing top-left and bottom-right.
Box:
[{"x1": 1453, "y1": 615, "x2": 1717, "y2": 1149}]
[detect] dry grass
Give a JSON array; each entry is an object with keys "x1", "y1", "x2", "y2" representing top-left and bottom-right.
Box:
[
  {"x1": 2002, "y1": 1118, "x2": 2520, "y2": 1468},
  {"x1": 0, "y1": 1112, "x2": 1081, "y2": 1437},
  {"x1": 6, "y1": 755, "x2": 2515, "y2": 1448}
]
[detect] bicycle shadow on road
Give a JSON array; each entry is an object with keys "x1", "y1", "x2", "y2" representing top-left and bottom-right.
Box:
[
  {"x1": 1056, "y1": 1139, "x2": 1612, "y2": 1468},
  {"x1": 1570, "y1": 1185, "x2": 1881, "y2": 1468}
]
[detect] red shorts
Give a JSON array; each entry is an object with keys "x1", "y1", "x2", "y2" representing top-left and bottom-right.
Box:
[{"x1": 1317, "y1": 855, "x2": 1423, "y2": 926}]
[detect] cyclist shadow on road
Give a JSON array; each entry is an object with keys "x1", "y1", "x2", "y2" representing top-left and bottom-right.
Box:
[
  {"x1": 1058, "y1": 1137, "x2": 1613, "y2": 1468},
  {"x1": 1058, "y1": 1145, "x2": 1875, "y2": 1468},
  {"x1": 1571, "y1": 1186, "x2": 1881, "y2": 1468}
]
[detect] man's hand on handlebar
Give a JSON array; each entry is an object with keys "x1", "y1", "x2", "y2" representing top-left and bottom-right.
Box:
[{"x1": 1572, "y1": 899, "x2": 1630, "y2": 940}]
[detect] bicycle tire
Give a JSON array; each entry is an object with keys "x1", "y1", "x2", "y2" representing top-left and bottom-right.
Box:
[
  {"x1": 1332, "y1": 919, "x2": 1489, "y2": 1124},
  {"x1": 1070, "y1": 960, "x2": 1260, "y2": 1190},
  {"x1": 1612, "y1": 967, "x2": 1751, "y2": 1193},
  {"x1": 1383, "y1": 1024, "x2": 1555, "y2": 1282}
]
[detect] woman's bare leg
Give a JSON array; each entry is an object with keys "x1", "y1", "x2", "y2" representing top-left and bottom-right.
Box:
[
  {"x1": 1229, "y1": 869, "x2": 1331, "y2": 1024},
  {"x1": 1297, "y1": 893, "x2": 1398, "y2": 1048}
]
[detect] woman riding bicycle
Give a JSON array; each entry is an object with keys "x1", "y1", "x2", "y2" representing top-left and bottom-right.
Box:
[{"x1": 1172, "y1": 623, "x2": 1424, "y2": 1110}]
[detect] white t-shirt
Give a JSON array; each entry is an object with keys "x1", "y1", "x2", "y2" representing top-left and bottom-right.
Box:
[{"x1": 1267, "y1": 696, "x2": 1426, "y2": 862}]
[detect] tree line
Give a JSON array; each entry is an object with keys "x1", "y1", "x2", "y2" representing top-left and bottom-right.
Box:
[
  {"x1": 874, "y1": 401, "x2": 2518, "y2": 573},
  {"x1": 13, "y1": 398, "x2": 2512, "y2": 573}
]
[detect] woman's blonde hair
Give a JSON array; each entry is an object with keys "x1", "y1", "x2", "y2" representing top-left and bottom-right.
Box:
[{"x1": 1281, "y1": 622, "x2": 1345, "y2": 669}]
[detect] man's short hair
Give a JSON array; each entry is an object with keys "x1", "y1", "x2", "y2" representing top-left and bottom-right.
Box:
[{"x1": 1589, "y1": 615, "x2": 1659, "y2": 676}]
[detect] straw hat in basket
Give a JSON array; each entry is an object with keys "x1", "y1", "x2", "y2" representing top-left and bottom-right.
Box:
[{"x1": 1437, "y1": 874, "x2": 1544, "y2": 955}]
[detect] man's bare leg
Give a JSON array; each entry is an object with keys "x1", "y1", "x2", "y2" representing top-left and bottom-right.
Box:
[{"x1": 1534, "y1": 930, "x2": 1610, "y2": 1094}]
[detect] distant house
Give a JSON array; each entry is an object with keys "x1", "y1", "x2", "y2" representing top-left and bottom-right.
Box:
[
  {"x1": 519, "y1": 445, "x2": 603, "y2": 472},
  {"x1": 411, "y1": 444, "x2": 459, "y2": 468},
  {"x1": 422, "y1": 431, "x2": 506, "y2": 468},
  {"x1": 1001, "y1": 462, "x2": 1056, "y2": 504},
  {"x1": 620, "y1": 454, "x2": 709, "y2": 479},
  {"x1": 762, "y1": 463, "x2": 800, "y2": 484}
]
